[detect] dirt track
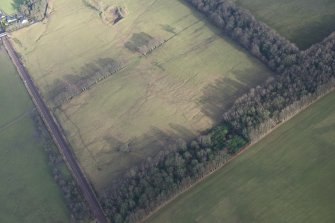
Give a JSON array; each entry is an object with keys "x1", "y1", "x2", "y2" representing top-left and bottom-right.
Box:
[{"x1": 2, "y1": 36, "x2": 109, "y2": 223}]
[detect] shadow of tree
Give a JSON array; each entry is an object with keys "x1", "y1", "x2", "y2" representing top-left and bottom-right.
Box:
[
  {"x1": 199, "y1": 77, "x2": 246, "y2": 122},
  {"x1": 199, "y1": 66, "x2": 271, "y2": 123},
  {"x1": 92, "y1": 124, "x2": 196, "y2": 189},
  {"x1": 48, "y1": 57, "x2": 122, "y2": 106},
  {"x1": 290, "y1": 15, "x2": 335, "y2": 50},
  {"x1": 124, "y1": 32, "x2": 154, "y2": 52}
]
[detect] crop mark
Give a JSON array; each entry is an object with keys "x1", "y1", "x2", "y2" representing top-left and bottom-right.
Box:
[
  {"x1": 58, "y1": 108, "x2": 99, "y2": 166},
  {"x1": 0, "y1": 108, "x2": 36, "y2": 134}
]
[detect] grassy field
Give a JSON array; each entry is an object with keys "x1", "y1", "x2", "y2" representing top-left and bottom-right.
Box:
[
  {"x1": 0, "y1": 46, "x2": 70, "y2": 222},
  {"x1": 146, "y1": 91, "x2": 335, "y2": 223},
  {"x1": 233, "y1": 0, "x2": 335, "y2": 49},
  {"x1": 11, "y1": 0, "x2": 274, "y2": 192},
  {"x1": 0, "y1": 0, "x2": 16, "y2": 14}
]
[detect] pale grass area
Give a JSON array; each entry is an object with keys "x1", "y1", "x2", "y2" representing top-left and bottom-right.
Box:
[
  {"x1": 0, "y1": 0, "x2": 16, "y2": 14},
  {"x1": 11, "y1": 0, "x2": 273, "y2": 192}
]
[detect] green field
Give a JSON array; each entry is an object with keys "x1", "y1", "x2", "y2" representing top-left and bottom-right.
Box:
[
  {"x1": 0, "y1": 46, "x2": 70, "y2": 222},
  {"x1": 0, "y1": 0, "x2": 16, "y2": 14},
  {"x1": 11, "y1": 0, "x2": 274, "y2": 192},
  {"x1": 147, "y1": 91, "x2": 335, "y2": 223},
  {"x1": 233, "y1": 0, "x2": 335, "y2": 49}
]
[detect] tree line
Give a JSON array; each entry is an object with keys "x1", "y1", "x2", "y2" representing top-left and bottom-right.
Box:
[
  {"x1": 185, "y1": 0, "x2": 299, "y2": 73},
  {"x1": 13, "y1": 0, "x2": 48, "y2": 21},
  {"x1": 102, "y1": 125, "x2": 246, "y2": 222},
  {"x1": 32, "y1": 115, "x2": 92, "y2": 222},
  {"x1": 222, "y1": 32, "x2": 335, "y2": 142},
  {"x1": 100, "y1": 0, "x2": 335, "y2": 222}
]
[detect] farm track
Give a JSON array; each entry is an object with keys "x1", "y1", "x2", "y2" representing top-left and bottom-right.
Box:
[{"x1": 1, "y1": 36, "x2": 109, "y2": 223}]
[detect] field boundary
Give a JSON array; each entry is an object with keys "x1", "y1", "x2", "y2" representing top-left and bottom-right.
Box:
[
  {"x1": 2, "y1": 36, "x2": 109, "y2": 223},
  {"x1": 141, "y1": 87, "x2": 335, "y2": 223}
]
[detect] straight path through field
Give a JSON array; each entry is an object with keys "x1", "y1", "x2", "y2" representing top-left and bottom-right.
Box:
[{"x1": 1, "y1": 36, "x2": 109, "y2": 223}]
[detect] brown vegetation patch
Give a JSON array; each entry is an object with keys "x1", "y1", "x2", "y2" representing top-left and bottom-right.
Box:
[
  {"x1": 124, "y1": 32, "x2": 165, "y2": 56},
  {"x1": 83, "y1": 0, "x2": 127, "y2": 25}
]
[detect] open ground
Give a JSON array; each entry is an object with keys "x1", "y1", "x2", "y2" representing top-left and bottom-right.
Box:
[
  {"x1": 0, "y1": 0, "x2": 16, "y2": 14},
  {"x1": 233, "y1": 0, "x2": 335, "y2": 49},
  {"x1": 146, "y1": 91, "x2": 335, "y2": 223},
  {"x1": 0, "y1": 45, "x2": 70, "y2": 222},
  {"x1": 11, "y1": 0, "x2": 274, "y2": 192}
]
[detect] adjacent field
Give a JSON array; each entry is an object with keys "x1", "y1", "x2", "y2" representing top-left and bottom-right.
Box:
[
  {"x1": 0, "y1": 0, "x2": 16, "y2": 14},
  {"x1": 0, "y1": 46, "x2": 70, "y2": 222},
  {"x1": 11, "y1": 0, "x2": 274, "y2": 191},
  {"x1": 233, "y1": 0, "x2": 335, "y2": 49},
  {"x1": 146, "y1": 91, "x2": 335, "y2": 223}
]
